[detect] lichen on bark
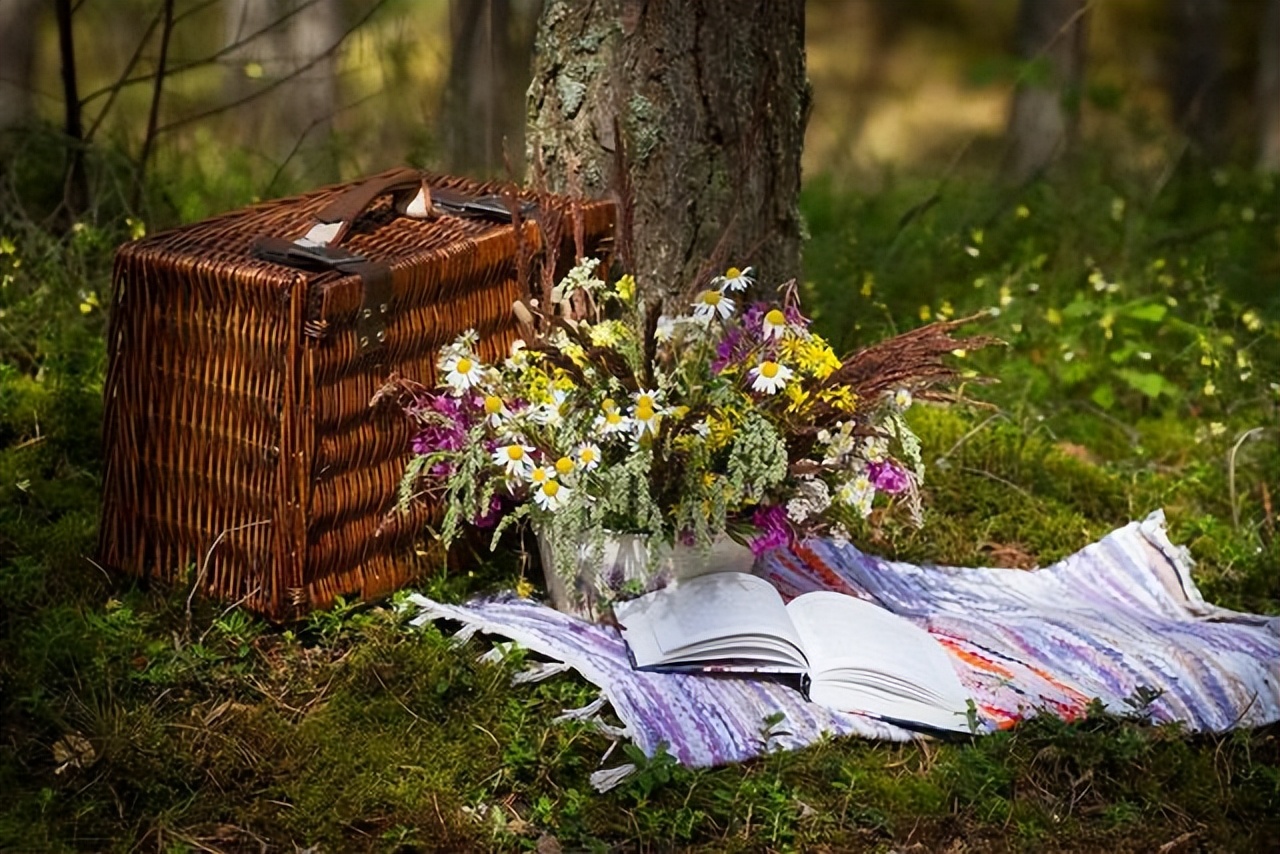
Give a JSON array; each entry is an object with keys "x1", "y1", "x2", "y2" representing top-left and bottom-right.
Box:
[{"x1": 527, "y1": 0, "x2": 808, "y2": 307}]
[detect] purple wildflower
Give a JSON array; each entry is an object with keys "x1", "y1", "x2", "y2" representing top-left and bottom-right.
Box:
[
  {"x1": 868, "y1": 460, "x2": 911, "y2": 495},
  {"x1": 410, "y1": 392, "x2": 471, "y2": 478},
  {"x1": 748, "y1": 504, "x2": 793, "y2": 555},
  {"x1": 473, "y1": 494, "x2": 504, "y2": 528}
]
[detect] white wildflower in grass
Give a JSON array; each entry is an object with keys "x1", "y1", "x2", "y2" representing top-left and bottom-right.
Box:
[
  {"x1": 750, "y1": 360, "x2": 793, "y2": 395},
  {"x1": 533, "y1": 479, "x2": 570, "y2": 512},
  {"x1": 575, "y1": 443, "x2": 602, "y2": 471},
  {"x1": 692, "y1": 289, "x2": 735, "y2": 323},
  {"x1": 762, "y1": 308, "x2": 789, "y2": 341},
  {"x1": 714, "y1": 266, "x2": 755, "y2": 293},
  {"x1": 442, "y1": 354, "x2": 484, "y2": 394},
  {"x1": 493, "y1": 442, "x2": 535, "y2": 478},
  {"x1": 482, "y1": 394, "x2": 509, "y2": 427},
  {"x1": 692, "y1": 419, "x2": 711, "y2": 438},
  {"x1": 893, "y1": 388, "x2": 913, "y2": 411}
]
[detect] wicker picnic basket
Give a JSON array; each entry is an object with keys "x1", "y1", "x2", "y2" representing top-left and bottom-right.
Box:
[{"x1": 99, "y1": 167, "x2": 616, "y2": 621}]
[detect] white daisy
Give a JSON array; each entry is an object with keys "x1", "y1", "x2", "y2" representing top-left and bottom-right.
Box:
[
  {"x1": 750, "y1": 360, "x2": 793, "y2": 395},
  {"x1": 533, "y1": 479, "x2": 570, "y2": 512},
  {"x1": 893, "y1": 388, "x2": 913, "y2": 410},
  {"x1": 762, "y1": 308, "x2": 789, "y2": 341},
  {"x1": 654, "y1": 315, "x2": 677, "y2": 342},
  {"x1": 715, "y1": 266, "x2": 755, "y2": 293},
  {"x1": 492, "y1": 442, "x2": 535, "y2": 478},
  {"x1": 527, "y1": 465, "x2": 557, "y2": 486},
  {"x1": 482, "y1": 394, "x2": 510, "y2": 427},
  {"x1": 442, "y1": 354, "x2": 484, "y2": 394},
  {"x1": 594, "y1": 409, "x2": 634, "y2": 439},
  {"x1": 691, "y1": 419, "x2": 711, "y2": 439},
  {"x1": 691, "y1": 289, "x2": 735, "y2": 323},
  {"x1": 575, "y1": 443, "x2": 602, "y2": 471}
]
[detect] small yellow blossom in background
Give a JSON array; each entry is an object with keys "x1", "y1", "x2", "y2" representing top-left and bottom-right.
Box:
[
  {"x1": 1016, "y1": 204, "x2": 1031, "y2": 219},
  {"x1": 1045, "y1": 307, "x2": 1063, "y2": 326},
  {"x1": 952, "y1": 349, "x2": 967, "y2": 358},
  {"x1": 919, "y1": 305, "x2": 932, "y2": 321},
  {"x1": 1242, "y1": 310, "x2": 1263, "y2": 332},
  {"x1": 1209, "y1": 422, "x2": 1227, "y2": 437},
  {"x1": 126, "y1": 217, "x2": 147, "y2": 240},
  {"x1": 615, "y1": 274, "x2": 636, "y2": 302},
  {"x1": 0, "y1": 236, "x2": 15, "y2": 254},
  {"x1": 999, "y1": 285, "x2": 1013, "y2": 307},
  {"x1": 515, "y1": 577, "x2": 535, "y2": 598},
  {"x1": 860, "y1": 273, "x2": 875, "y2": 297},
  {"x1": 552, "y1": 372, "x2": 576, "y2": 393},
  {"x1": 78, "y1": 291, "x2": 100, "y2": 315},
  {"x1": 1203, "y1": 380, "x2": 1217, "y2": 396}
]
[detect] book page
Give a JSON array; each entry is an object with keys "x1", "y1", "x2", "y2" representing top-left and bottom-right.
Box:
[
  {"x1": 614, "y1": 572, "x2": 807, "y2": 670},
  {"x1": 786, "y1": 591, "x2": 973, "y2": 731}
]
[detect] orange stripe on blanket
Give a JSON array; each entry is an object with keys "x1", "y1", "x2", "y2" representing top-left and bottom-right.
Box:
[
  {"x1": 936, "y1": 637, "x2": 1017, "y2": 680},
  {"x1": 790, "y1": 543, "x2": 860, "y2": 596}
]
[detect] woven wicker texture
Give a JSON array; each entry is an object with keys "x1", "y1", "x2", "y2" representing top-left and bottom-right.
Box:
[{"x1": 100, "y1": 170, "x2": 616, "y2": 620}]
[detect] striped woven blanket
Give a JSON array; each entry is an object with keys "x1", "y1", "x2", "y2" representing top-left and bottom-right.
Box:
[{"x1": 407, "y1": 511, "x2": 1280, "y2": 785}]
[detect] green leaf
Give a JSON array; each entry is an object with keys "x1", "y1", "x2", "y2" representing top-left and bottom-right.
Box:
[
  {"x1": 1122, "y1": 303, "x2": 1167, "y2": 323},
  {"x1": 1115, "y1": 368, "x2": 1178, "y2": 399},
  {"x1": 1091, "y1": 383, "x2": 1116, "y2": 410}
]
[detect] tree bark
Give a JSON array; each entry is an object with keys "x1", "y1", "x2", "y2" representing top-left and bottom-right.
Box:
[
  {"x1": 1259, "y1": 0, "x2": 1280, "y2": 171},
  {"x1": 1004, "y1": 0, "x2": 1089, "y2": 184},
  {"x1": 0, "y1": 0, "x2": 44, "y2": 132},
  {"x1": 1169, "y1": 0, "x2": 1227, "y2": 162},
  {"x1": 443, "y1": 0, "x2": 541, "y2": 178},
  {"x1": 526, "y1": 0, "x2": 808, "y2": 305}
]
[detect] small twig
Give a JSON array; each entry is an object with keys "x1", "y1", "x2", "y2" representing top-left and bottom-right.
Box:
[
  {"x1": 134, "y1": 0, "x2": 175, "y2": 206},
  {"x1": 962, "y1": 466, "x2": 1036, "y2": 501},
  {"x1": 186, "y1": 519, "x2": 271, "y2": 630},
  {"x1": 934, "y1": 411, "x2": 1008, "y2": 467}
]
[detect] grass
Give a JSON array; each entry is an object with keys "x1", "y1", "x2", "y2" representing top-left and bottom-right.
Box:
[{"x1": 1, "y1": 140, "x2": 1278, "y2": 850}]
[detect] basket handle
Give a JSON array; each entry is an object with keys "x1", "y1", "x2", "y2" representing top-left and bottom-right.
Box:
[{"x1": 302, "y1": 167, "x2": 433, "y2": 248}]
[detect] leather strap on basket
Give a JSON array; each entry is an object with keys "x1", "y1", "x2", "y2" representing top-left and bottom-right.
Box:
[{"x1": 252, "y1": 168, "x2": 539, "y2": 354}]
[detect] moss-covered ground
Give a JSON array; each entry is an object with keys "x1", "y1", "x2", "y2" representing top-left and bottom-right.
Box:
[{"x1": 1, "y1": 156, "x2": 1277, "y2": 851}]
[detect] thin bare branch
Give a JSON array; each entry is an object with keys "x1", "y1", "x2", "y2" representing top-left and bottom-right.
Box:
[{"x1": 153, "y1": 0, "x2": 391, "y2": 137}]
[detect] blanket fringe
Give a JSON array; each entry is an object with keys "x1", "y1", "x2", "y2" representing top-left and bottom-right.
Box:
[{"x1": 590, "y1": 764, "x2": 636, "y2": 792}]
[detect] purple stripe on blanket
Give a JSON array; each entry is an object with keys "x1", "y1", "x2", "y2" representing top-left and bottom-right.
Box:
[{"x1": 408, "y1": 511, "x2": 1280, "y2": 773}]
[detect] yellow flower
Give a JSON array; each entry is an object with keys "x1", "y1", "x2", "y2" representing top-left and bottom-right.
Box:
[
  {"x1": 554, "y1": 456, "x2": 575, "y2": 476},
  {"x1": 515, "y1": 577, "x2": 535, "y2": 598},
  {"x1": 784, "y1": 382, "x2": 809, "y2": 414},
  {"x1": 817, "y1": 386, "x2": 859, "y2": 414},
  {"x1": 615, "y1": 274, "x2": 636, "y2": 302},
  {"x1": 705, "y1": 413, "x2": 734, "y2": 451}
]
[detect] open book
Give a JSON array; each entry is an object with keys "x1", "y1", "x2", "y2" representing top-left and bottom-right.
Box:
[{"x1": 612, "y1": 572, "x2": 974, "y2": 733}]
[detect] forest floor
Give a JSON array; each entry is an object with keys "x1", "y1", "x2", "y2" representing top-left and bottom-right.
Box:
[{"x1": 1, "y1": 153, "x2": 1278, "y2": 852}]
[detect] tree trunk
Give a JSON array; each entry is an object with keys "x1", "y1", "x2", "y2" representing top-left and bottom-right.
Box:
[
  {"x1": 0, "y1": 0, "x2": 43, "y2": 132},
  {"x1": 526, "y1": 0, "x2": 808, "y2": 305},
  {"x1": 1259, "y1": 0, "x2": 1280, "y2": 171},
  {"x1": 443, "y1": 0, "x2": 541, "y2": 178},
  {"x1": 1169, "y1": 0, "x2": 1227, "y2": 162},
  {"x1": 223, "y1": 0, "x2": 345, "y2": 180},
  {"x1": 1004, "y1": 0, "x2": 1088, "y2": 184}
]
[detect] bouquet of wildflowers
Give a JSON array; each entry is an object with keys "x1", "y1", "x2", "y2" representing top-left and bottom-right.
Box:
[{"x1": 389, "y1": 258, "x2": 992, "y2": 585}]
